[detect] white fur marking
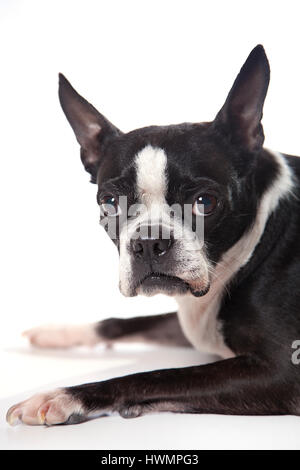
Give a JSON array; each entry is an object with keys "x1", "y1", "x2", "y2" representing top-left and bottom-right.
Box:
[
  {"x1": 23, "y1": 323, "x2": 99, "y2": 348},
  {"x1": 118, "y1": 145, "x2": 210, "y2": 296},
  {"x1": 135, "y1": 145, "x2": 168, "y2": 204},
  {"x1": 6, "y1": 389, "x2": 84, "y2": 426},
  {"x1": 119, "y1": 145, "x2": 169, "y2": 296}
]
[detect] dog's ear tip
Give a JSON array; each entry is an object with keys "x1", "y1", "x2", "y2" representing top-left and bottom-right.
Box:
[
  {"x1": 58, "y1": 73, "x2": 68, "y2": 87},
  {"x1": 253, "y1": 44, "x2": 265, "y2": 53},
  {"x1": 58, "y1": 74, "x2": 75, "y2": 104},
  {"x1": 249, "y1": 44, "x2": 269, "y2": 67},
  {"x1": 240, "y1": 45, "x2": 270, "y2": 82}
]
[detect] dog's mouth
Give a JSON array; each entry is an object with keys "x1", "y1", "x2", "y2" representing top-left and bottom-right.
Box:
[{"x1": 136, "y1": 272, "x2": 210, "y2": 297}]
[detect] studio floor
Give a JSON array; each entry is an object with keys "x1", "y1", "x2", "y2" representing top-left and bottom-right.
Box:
[{"x1": 1, "y1": 339, "x2": 300, "y2": 450}]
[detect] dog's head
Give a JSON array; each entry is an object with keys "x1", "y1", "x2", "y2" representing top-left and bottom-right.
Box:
[{"x1": 59, "y1": 45, "x2": 270, "y2": 298}]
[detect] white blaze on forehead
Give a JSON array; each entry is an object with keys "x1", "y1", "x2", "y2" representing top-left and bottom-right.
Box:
[
  {"x1": 119, "y1": 145, "x2": 168, "y2": 296},
  {"x1": 135, "y1": 145, "x2": 168, "y2": 204}
]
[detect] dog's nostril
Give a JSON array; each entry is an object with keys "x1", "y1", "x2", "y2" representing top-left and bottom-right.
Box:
[
  {"x1": 153, "y1": 239, "x2": 171, "y2": 256},
  {"x1": 131, "y1": 240, "x2": 144, "y2": 255},
  {"x1": 131, "y1": 226, "x2": 174, "y2": 260},
  {"x1": 131, "y1": 235, "x2": 173, "y2": 260}
]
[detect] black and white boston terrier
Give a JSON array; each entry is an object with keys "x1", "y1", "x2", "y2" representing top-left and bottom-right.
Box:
[{"x1": 7, "y1": 45, "x2": 300, "y2": 426}]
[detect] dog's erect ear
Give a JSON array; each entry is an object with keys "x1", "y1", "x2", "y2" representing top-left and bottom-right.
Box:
[
  {"x1": 59, "y1": 74, "x2": 122, "y2": 183},
  {"x1": 214, "y1": 45, "x2": 270, "y2": 152}
]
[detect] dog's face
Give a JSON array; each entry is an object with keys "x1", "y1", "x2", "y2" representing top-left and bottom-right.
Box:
[{"x1": 59, "y1": 45, "x2": 270, "y2": 298}]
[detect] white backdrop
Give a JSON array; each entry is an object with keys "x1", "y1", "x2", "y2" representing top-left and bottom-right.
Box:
[{"x1": 1, "y1": 0, "x2": 300, "y2": 339}]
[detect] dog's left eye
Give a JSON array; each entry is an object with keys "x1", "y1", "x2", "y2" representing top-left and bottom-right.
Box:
[
  {"x1": 99, "y1": 195, "x2": 121, "y2": 217},
  {"x1": 193, "y1": 194, "x2": 217, "y2": 216}
]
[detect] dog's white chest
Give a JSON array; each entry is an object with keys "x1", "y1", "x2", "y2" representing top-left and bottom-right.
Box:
[{"x1": 176, "y1": 293, "x2": 235, "y2": 359}]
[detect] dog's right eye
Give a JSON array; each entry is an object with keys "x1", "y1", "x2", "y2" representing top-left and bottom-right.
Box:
[
  {"x1": 193, "y1": 194, "x2": 217, "y2": 216},
  {"x1": 99, "y1": 195, "x2": 121, "y2": 217}
]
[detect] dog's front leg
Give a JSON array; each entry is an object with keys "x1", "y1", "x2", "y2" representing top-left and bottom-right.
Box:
[
  {"x1": 7, "y1": 355, "x2": 294, "y2": 425},
  {"x1": 23, "y1": 312, "x2": 190, "y2": 348},
  {"x1": 95, "y1": 313, "x2": 190, "y2": 347}
]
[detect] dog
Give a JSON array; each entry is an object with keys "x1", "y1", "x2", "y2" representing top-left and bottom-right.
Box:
[{"x1": 7, "y1": 44, "x2": 300, "y2": 426}]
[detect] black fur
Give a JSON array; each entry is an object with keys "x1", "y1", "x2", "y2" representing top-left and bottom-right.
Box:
[{"x1": 96, "y1": 313, "x2": 190, "y2": 347}]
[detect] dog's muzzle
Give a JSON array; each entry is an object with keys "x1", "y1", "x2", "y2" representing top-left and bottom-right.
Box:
[{"x1": 124, "y1": 224, "x2": 210, "y2": 297}]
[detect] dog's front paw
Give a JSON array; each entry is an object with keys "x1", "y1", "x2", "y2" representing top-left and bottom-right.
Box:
[{"x1": 6, "y1": 389, "x2": 85, "y2": 426}]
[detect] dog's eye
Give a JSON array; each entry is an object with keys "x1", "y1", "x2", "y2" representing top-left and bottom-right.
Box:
[
  {"x1": 99, "y1": 195, "x2": 121, "y2": 217},
  {"x1": 193, "y1": 194, "x2": 217, "y2": 216}
]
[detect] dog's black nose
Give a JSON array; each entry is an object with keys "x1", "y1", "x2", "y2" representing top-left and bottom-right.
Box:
[{"x1": 131, "y1": 232, "x2": 174, "y2": 261}]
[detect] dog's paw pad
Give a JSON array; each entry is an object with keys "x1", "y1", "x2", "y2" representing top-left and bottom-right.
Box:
[{"x1": 6, "y1": 389, "x2": 84, "y2": 426}]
